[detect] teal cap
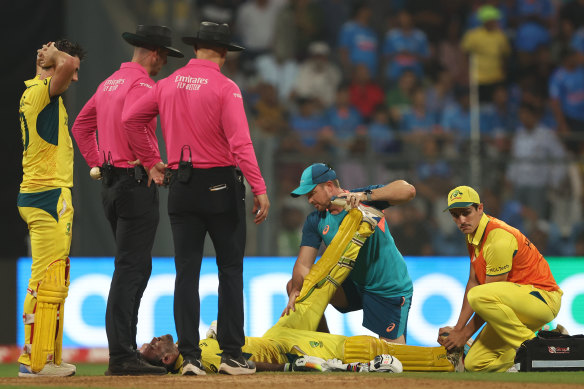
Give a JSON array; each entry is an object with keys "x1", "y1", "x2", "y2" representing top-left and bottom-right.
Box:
[{"x1": 290, "y1": 163, "x2": 337, "y2": 197}]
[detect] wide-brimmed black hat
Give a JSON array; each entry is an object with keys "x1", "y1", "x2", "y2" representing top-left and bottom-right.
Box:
[
  {"x1": 122, "y1": 25, "x2": 184, "y2": 58},
  {"x1": 182, "y1": 21, "x2": 245, "y2": 52}
]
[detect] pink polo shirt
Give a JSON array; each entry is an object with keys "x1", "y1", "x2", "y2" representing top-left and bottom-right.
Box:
[
  {"x1": 72, "y1": 62, "x2": 160, "y2": 168},
  {"x1": 123, "y1": 58, "x2": 266, "y2": 195}
]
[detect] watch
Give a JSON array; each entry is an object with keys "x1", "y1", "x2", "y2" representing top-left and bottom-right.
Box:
[{"x1": 364, "y1": 189, "x2": 373, "y2": 202}]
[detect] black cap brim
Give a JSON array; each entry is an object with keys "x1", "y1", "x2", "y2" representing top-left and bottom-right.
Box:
[
  {"x1": 122, "y1": 32, "x2": 184, "y2": 58},
  {"x1": 181, "y1": 36, "x2": 245, "y2": 52}
]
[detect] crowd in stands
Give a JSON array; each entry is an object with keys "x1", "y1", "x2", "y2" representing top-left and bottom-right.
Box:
[{"x1": 133, "y1": 0, "x2": 584, "y2": 257}]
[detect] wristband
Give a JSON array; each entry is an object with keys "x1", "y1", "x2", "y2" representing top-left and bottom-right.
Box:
[{"x1": 364, "y1": 189, "x2": 373, "y2": 202}]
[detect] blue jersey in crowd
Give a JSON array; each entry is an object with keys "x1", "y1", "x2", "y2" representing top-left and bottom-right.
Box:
[
  {"x1": 338, "y1": 22, "x2": 379, "y2": 77},
  {"x1": 570, "y1": 27, "x2": 584, "y2": 53},
  {"x1": 325, "y1": 106, "x2": 363, "y2": 141},
  {"x1": 549, "y1": 66, "x2": 584, "y2": 122},
  {"x1": 300, "y1": 185, "x2": 413, "y2": 298},
  {"x1": 401, "y1": 109, "x2": 438, "y2": 133},
  {"x1": 383, "y1": 28, "x2": 429, "y2": 80}
]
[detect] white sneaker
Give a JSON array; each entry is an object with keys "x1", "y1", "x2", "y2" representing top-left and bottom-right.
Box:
[
  {"x1": 182, "y1": 359, "x2": 206, "y2": 376},
  {"x1": 19, "y1": 362, "x2": 76, "y2": 377}
]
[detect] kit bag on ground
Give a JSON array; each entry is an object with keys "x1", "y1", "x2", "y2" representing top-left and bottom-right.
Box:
[{"x1": 514, "y1": 330, "x2": 584, "y2": 371}]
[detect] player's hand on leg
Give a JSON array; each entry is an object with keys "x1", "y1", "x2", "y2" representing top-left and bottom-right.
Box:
[
  {"x1": 438, "y1": 326, "x2": 467, "y2": 351},
  {"x1": 437, "y1": 326, "x2": 453, "y2": 346},
  {"x1": 281, "y1": 290, "x2": 299, "y2": 317}
]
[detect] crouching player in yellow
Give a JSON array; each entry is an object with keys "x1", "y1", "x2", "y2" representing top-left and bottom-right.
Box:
[
  {"x1": 17, "y1": 40, "x2": 85, "y2": 377},
  {"x1": 439, "y1": 186, "x2": 563, "y2": 372},
  {"x1": 140, "y1": 203, "x2": 458, "y2": 373}
]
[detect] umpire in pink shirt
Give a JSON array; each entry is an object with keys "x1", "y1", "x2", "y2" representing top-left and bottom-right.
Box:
[
  {"x1": 123, "y1": 22, "x2": 270, "y2": 376},
  {"x1": 72, "y1": 25, "x2": 183, "y2": 376}
]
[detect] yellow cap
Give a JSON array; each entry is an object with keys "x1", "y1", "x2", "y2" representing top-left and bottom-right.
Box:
[{"x1": 444, "y1": 186, "x2": 481, "y2": 211}]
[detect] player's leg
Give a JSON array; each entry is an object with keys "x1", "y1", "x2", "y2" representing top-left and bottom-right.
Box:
[
  {"x1": 466, "y1": 282, "x2": 562, "y2": 372},
  {"x1": 343, "y1": 335, "x2": 454, "y2": 371},
  {"x1": 276, "y1": 208, "x2": 376, "y2": 331},
  {"x1": 17, "y1": 188, "x2": 75, "y2": 376},
  {"x1": 356, "y1": 291, "x2": 412, "y2": 344},
  {"x1": 463, "y1": 323, "x2": 515, "y2": 372}
]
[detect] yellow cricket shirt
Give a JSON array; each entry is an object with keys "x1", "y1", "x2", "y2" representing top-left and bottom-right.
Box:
[
  {"x1": 19, "y1": 75, "x2": 73, "y2": 192},
  {"x1": 467, "y1": 213, "x2": 517, "y2": 278}
]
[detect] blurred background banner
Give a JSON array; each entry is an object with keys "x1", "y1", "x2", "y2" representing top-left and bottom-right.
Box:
[{"x1": 17, "y1": 256, "x2": 584, "y2": 348}]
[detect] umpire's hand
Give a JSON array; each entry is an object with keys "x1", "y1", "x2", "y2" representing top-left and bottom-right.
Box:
[
  {"x1": 147, "y1": 162, "x2": 166, "y2": 187},
  {"x1": 253, "y1": 193, "x2": 270, "y2": 224}
]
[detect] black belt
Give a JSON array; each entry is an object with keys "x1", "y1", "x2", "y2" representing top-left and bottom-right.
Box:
[
  {"x1": 112, "y1": 166, "x2": 146, "y2": 177},
  {"x1": 163, "y1": 166, "x2": 239, "y2": 186}
]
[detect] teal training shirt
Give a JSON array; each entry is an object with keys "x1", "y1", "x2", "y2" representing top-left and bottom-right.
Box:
[{"x1": 300, "y1": 185, "x2": 413, "y2": 297}]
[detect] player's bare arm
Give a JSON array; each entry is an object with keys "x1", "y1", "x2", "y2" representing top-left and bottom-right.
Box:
[
  {"x1": 38, "y1": 42, "x2": 80, "y2": 97},
  {"x1": 337, "y1": 180, "x2": 416, "y2": 207},
  {"x1": 439, "y1": 265, "x2": 480, "y2": 350},
  {"x1": 282, "y1": 246, "x2": 318, "y2": 316}
]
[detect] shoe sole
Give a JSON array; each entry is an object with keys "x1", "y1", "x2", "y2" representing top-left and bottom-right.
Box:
[
  {"x1": 18, "y1": 371, "x2": 75, "y2": 378},
  {"x1": 218, "y1": 363, "x2": 256, "y2": 375},
  {"x1": 182, "y1": 365, "x2": 206, "y2": 376}
]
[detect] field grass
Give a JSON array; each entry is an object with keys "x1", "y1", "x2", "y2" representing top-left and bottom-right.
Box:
[{"x1": 0, "y1": 363, "x2": 583, "y2": 385}]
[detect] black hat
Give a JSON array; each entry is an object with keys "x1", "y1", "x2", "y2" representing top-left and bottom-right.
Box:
[
  {"x1": 122, "y1": 25, "x2": 184, "y2": 58},
  {"x1": 182, "y1": 21, "x2": 245, "y2": 52}
]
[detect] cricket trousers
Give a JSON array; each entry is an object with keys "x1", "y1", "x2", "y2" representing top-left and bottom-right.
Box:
[
  {"x1": 168, "y1": 166, "x2": 246, "y2": 361},
  {"x1": 102, "y1": 168, "x2": 159, "y2": 364}
]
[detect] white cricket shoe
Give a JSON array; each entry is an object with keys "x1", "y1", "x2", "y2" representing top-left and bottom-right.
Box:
[{"x1": 19, "y1": 362, "x2": 76, "y2": 377}]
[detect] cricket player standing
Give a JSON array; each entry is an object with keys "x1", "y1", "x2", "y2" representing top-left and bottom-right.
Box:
[{"x1": 17, "y1": 40, "x2": 85, "y2": 377}]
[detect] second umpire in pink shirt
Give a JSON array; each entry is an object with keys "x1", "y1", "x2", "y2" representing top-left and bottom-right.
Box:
[{"x1": 123, "y1": 22, "x2": 270, "y2": 375}]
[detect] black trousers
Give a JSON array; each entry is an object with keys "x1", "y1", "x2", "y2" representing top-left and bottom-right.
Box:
[
  {"x1": 168, "y1": 166, "x2": 246, "y2": 360},
  {"x1": 102, "y1": 169, "x2": 159, "y2": 363}
]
